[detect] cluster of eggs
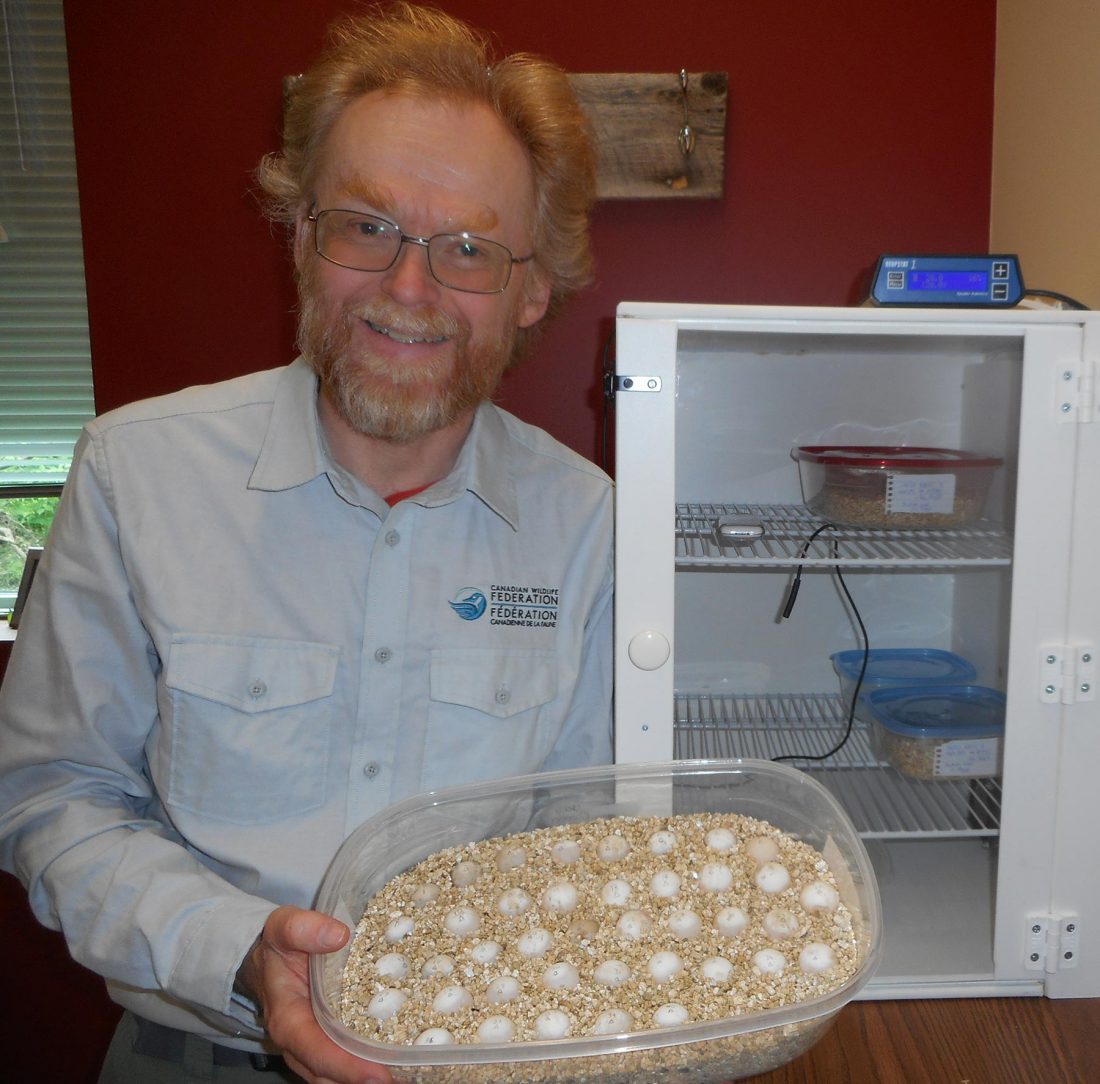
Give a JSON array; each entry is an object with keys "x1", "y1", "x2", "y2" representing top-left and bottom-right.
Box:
[{"x1": 348, "y1": 817, "x2": 848, "y2": 1045}]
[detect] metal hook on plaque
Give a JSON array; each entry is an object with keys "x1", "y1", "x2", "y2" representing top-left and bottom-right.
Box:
[{"x1": 677, "y1": 69, "x2": 696, "y2": 158}]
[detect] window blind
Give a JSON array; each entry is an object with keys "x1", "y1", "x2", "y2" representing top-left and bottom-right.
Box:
[{"x1": 0, "y1": 0, "x2": 94, "y2": 486}]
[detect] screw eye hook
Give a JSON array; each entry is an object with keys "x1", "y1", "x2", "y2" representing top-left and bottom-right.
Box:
[{"x1": 677, "y1": 69, "x2": 696, "y2": 158}]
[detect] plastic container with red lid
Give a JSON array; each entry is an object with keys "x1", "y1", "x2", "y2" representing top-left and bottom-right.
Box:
[{"x1": 792, "y1": 445, "x2": 1003, "y2": 528}]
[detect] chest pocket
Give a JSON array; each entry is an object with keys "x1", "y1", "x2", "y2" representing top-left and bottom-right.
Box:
[
  {"x1": 162, "y1": 634, "x2": 339, "y2": 825},
  {"x1": 422, "y1": 649, "x2": 560, "y2": 791}
]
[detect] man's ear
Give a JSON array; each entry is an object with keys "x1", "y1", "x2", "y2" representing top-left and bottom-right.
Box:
[
  {"x1": 516, "y1": 263, "x2": 552, "y2": 329},
  {"x1": 292, "y1": 213, "x2": 312, "y2": 277}
]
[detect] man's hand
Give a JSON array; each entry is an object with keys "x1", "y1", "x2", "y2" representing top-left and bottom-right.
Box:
[{"x1": 239, "y1": 905, "x2": 392, "y2": 1084}]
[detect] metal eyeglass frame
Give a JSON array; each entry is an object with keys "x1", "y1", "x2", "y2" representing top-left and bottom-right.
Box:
[{"x1": 306, "y1": 207, "x2": 534, "y2": 295}]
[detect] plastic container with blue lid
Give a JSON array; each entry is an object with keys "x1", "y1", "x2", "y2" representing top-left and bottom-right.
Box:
[
  {"x1": 866, "y1": 685, "x2": 1006, "y2": 780},
  {"x1": 831, "y1": 648, "x2": 978, "y2": 722}
]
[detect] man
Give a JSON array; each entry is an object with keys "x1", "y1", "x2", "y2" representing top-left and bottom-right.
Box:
[{"x1": 0, "y1": 5, "x2": 610, "y2": 1082}]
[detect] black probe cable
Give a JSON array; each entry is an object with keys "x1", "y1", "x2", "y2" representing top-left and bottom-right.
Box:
[{"x1": 773, "y1": 522, "x2": 870, "y2": 764}]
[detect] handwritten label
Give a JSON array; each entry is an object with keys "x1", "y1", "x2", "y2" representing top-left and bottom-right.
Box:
[{"x1": 886, "y1": 472, "x2": 956, "y2": 515}]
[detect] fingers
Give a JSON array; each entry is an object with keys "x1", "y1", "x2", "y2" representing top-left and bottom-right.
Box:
[
  {"x1": 265, "y1": 905, "x2": 350, "y2": 956},
  {"x1": 257, "y1": 905, "x2": 389, "y2": 1083}
]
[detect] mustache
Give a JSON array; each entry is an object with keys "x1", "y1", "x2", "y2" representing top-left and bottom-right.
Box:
[{"x1": 348, "y1": 297, "x2": 463, "y2": 344}]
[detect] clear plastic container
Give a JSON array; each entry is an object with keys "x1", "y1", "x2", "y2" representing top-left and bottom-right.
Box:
[
  {"x1": 792, "y1": 445, "x2": 1002, "y2": 528},
  {"x1": 831, "y1": 648, "x2": 978, "y2": 723},
  {"x1": 867, "y1": 686, "x2": 1006, "y2": 780},
  {"x1": 311, "y1": 759, "x2": 882, "y2": 1084}
]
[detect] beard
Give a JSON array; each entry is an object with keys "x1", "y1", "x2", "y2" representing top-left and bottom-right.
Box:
[{"x1": 297, "y1": 264, "x2": 518, "y2": 444}]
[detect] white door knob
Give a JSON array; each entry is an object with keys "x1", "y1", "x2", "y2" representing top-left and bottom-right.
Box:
[{"x1": 627, "y1": 630, "x2": 671, "y2": 671}]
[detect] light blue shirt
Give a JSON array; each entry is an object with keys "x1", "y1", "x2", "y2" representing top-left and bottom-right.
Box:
[{"x1": 0, "y1": 358, "x2": 613, "y2": 1046}]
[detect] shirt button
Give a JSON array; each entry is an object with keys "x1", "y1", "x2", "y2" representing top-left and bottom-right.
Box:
[
  {"x1": 495, "y1": 684, "x2": 511, "y2": 705},
  {"x1": 363, "y1": 761, "x2": 381, "y2": 779},
  {"x1": 374, "y1": 647, "x2": 393, "y2": 664},
  {"x1": 385, "y1": 529, "x2": 400, "y2": 547},
  {"x1": 248, "y1": 680, "x2": 267, "y2": 699}
]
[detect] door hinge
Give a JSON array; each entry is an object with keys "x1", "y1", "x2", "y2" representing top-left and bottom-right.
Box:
[
  {"x1": 1057, "y1": 358, "x2": 1096, "y2": 422},
  {"x1": 1040, "y1": 644, "x2": 1096, "y2": 704},
  {"x1": 1025, "y1": 915, "x2": 1081, "y2": 973}
]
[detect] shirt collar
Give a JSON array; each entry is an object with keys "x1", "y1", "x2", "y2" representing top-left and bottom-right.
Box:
[
  {"x1": 248, "y1": 358, "x2": 329, "y2": 492},
  {"x1": 247, "y1": 360, "x2": 520, "y2": 530},
  {"x1": 418, "y1": 402, "x2": 519, "y2": 531}
]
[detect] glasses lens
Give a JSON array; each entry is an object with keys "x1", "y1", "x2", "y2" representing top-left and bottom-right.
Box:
[
  {"x1": 315, "y1": 211, "x2": 400, "y2": 271},
  {"x1": 428, "y1": 234, "x2": 512, "y2": 293}
]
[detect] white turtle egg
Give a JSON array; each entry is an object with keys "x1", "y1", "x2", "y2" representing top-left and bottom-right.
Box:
[
  {"x1": 476, "y1": 1015, "x2": 516, "y2": 1043},
  {"x1": 421, "y1": 954, "x2": 455, "y2": 978},
  {"x1": 753, "y1": 948, "x2": 787, "y2": 975},
  {"x1": 517, "y1": 927, "x2": 554, "y2": 957},
  {"x1": 414, "y1": 1028, "x2": 454, "y2": 1046},
  {"x1": 542, "y1": 961, "x2": 580, "y2": 990},
  {"x1": 497, "y1": 887, "x2": 533, "y2": 917},
  {"x1": 451, "y1": 859, "x2": 483, "y2": 887},
  {"x1": 653, "y1": 1003, "x2": 690, "y2": 1027},
  {"x1": 762, "y1": 908, "x2": 802, "y2": 941},
  {"x1": 755, "y1": 861, "x2": 791, "y2": 894},
  {"x1": 375, "y1": 952, "x2": 409, "y2": 981},
  {"x1": 667, "y1": 908, "x2": 703, "y2": 939},
  {"x1": 705, "y1": 827, "x2": 737, "y2": 853},
  {"x1": 647, "y1": 950, "x2": 684, "y2": 983},
  {"x1": 367, "y1": 988, "x2": 407, "y2": 1021},
  {"x1": 592, "y1": 1009, "x2": 634, "y2": 1035},
  {"x1": 432, "y1": 984, "x2": 473, "y2": 1015},
  {"x1": 541, "y1": 881, "x2": 579, "y2": 914},
  {"x1": 485, "y1": 975, "x2": 521, "y2": 1004},
  {"x1": 384, "y1": 915, "x2": 415, "y2": 943},
  {"x1": 551, "y1": 840, "x2": 581, "y2": 864},
  {"x1": 443, "y1": 905, "x2": 481, "y2": 937},
  {"x1": 701, "y1": 956, "x2": 735, "y2": 984},
  {"x1": 594, "y1": 959, "x2": 632, "y2": 988},
  {"x1": 597, "y1": 834, "x2": 631, "y2": 862},
  {"x1": 534, "y1": 1009, "x2": 572, "y2": 1040},
  {"x1": 410, "y1": 883, "x2": 441, "y2": 908},
  {"x1": 469, "y1": 940, "x2": 501, "y2": 965},
  {"x1": 601, "y1": 878, "x2": 632, "y2": 907},
  {"x1": 800, "y1": 880, "x2": 841, "y2": 913},
  {"x1": 648, "y1": 830, "x2": 678, "y2": 855},
  {"x1": 799, "y1": 942, "x2": 838, "y2": 974},
  {"x1": 746, "y1": 835, "x2": 780, "y2": 865},
  {"x1": 699, "y1": 862, "x2": 734, "y2": 893},
  {"x1": 617, "y1": 909, "x2": 653, "y2": 939},
  {"x1": 715, "y1": 906, "x2": 750, "y2": 937},
  {"x1": 496, "y1": 844, "x2": 528, "y2": 872},
  {"x1": 650, "y1": 869, "x2": 682, "y2": 898}
]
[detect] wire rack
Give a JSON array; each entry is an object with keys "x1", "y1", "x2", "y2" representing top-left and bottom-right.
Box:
[
  {"x1": 674, "y1": 692, "x2": 1002, "y2": 839},
  {"x1": 675, "y1": 503, "x2": 1013, "y2": 569}
]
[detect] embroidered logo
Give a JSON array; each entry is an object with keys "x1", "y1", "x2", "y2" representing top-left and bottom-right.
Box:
[
  {"x1": 449, "y1": 588, "x2": 488, "y2": 621},
  {"x1": 487, "y1": 584, "x2": 559, "y2": 629}
]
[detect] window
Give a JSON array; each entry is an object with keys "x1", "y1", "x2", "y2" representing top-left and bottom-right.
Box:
[{"x1": 1, "y1": 0, "x2": 94, "y2": 614}]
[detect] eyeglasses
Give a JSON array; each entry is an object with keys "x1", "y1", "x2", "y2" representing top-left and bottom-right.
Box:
[{"x1": 307, "y1": 208, "x2": 534, "y2": 295}]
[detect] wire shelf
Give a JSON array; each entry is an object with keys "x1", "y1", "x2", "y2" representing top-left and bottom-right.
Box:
[
  {"x1": 675, "y1": 503, "x2": 1013, "y2": 569},
  {"x1": 674, "y1": 692, "x2": 1002, "y2": 839}
]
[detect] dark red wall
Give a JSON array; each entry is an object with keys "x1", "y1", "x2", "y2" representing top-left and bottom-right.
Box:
[{"x1": 63, "y1": 0, "x2": 996, "y2": 466}]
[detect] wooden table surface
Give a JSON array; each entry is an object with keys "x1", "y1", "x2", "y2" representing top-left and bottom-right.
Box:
[{"x1": 746, "y1": 995, "x2": 1099, "y2": 1083}]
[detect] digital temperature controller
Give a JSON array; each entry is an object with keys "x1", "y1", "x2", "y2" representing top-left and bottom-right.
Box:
[{"x1": 869, "y1": 254, "x2": 1024, "y2": 307}]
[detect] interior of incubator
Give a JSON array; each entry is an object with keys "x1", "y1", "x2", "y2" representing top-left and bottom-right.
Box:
[{"x1": 668, "y1": 328, "x2": 1023, "y2": 988}]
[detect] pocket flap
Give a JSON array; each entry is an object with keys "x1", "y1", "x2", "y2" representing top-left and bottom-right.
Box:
[
  {"x1": 430, "y1": 649, "x2": 558, "y2": 718},
  {"x1": 166, "y1": 634, "x2": 339, "y2": 713}
]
